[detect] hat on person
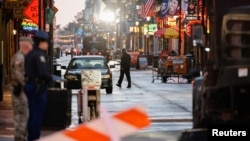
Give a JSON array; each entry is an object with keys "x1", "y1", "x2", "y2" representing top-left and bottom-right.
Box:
[
  {"x1": 19, "y1": 36, "x2": 33, "y2": 45},
  {"x1": 34, "y1": 30, "x2": 49, "y2": 40}
]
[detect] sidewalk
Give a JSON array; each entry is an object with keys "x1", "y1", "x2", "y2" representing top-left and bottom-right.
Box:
[
  {"x1": 0, "y1": 86, "x2": 58, "y2": 141},
  {"x1": 0, "y1": 86, "x2": 14, "y2": 140}
]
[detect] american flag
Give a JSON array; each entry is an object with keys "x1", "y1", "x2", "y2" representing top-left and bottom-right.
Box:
[{"x1": 141, "y1": 0, "x2": 154, "y2": 19}]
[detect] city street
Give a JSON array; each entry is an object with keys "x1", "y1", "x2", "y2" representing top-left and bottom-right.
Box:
[
  {"x1": 59, "y1": 55, "x2": 194, "y2": 140},
  {"x1": 1, "y1": 0, "x2": 249, "y2": 140}
]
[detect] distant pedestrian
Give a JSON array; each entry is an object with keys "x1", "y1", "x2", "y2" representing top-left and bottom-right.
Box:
[
  {"x1": 60, "y1": 47, "x2": 63, "y2": 57},
  {"x1": 117, "y1": 48, "x2": 131, "y2": 88},
  {"x1": 24, "y1": 30, "x2": 52, "y2": 141},
  {"x1": 10, "y1": 36, "x2": 33, "y2": 141}
]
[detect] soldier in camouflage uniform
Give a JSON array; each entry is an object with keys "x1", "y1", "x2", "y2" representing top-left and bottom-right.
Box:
[{"x1": 10, "y1": 37, "x2": 33, "y2": 141}]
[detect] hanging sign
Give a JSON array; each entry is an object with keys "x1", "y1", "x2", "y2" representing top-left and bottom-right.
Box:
[{"x1": 23, "y1": 0, "x2": 39, "y2": 24}]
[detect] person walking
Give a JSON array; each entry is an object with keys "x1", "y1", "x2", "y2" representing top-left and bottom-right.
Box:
[
  {"x1": 116, "y1": 48, "x2": 131, "y2": 88},
  {"x1": 24, "y1": 30, "x2": 52, "y2": 141},
  {"x1": 10, "y1": 37, "x2": 33, "y2": 141}
]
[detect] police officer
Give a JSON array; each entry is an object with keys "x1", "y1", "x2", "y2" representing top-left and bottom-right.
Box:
[
  {"x1": 116, "y1": 48, "x2": 131, "y2": 88},
  {"x1": 10, "y1": 37, "x2": 33, "y2": 141},
  {"x1": 24, "y1": 30, "x2": 52, "y2": 141}
]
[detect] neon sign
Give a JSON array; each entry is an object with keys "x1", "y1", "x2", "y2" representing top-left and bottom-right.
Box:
[{"x1": 21, "y1": 19, "x2": 38, "y2": 32}]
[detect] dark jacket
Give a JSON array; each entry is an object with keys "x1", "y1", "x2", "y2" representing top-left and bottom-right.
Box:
[
  {"x1": 25, "y1": 47, "x2": 52, "y2": 84},
  {"x1": 121, "y1": 53, "x2": 131, "y2": 70}
]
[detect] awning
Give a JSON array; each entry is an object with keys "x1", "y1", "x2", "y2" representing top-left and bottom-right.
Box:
[
  {"x1": 154, "y1": 28, "x2": 166, "y2": 38},
  {"x1": 164, "y1": 28, "x2": 179, "y2": 39}
]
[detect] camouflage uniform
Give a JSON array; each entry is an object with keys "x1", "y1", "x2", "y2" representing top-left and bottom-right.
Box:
[{"x1": 10, "y1": 51, "x2": 29, "y2": 141}]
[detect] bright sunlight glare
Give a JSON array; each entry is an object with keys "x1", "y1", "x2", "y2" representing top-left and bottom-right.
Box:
[{"x1": 100, "y1": 10, "x2": 115, "y2": 22}]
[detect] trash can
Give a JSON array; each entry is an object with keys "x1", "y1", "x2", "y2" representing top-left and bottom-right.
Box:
[
  {"x1": 185, "y1": 54, "x2": 195, "y2": 74},
  {"x1": 42, "y1": 88, "x2": 72, "y2": 129},
  {"x1": 185, "y1": 54, "x2": 197, "y2": 83},
  {"x1": 0, "y1": 64, "x2": 3, "y2": 101}
]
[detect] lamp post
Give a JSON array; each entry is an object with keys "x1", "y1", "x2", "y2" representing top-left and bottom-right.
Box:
[
  {"x1": 135, "y1": 21, "x2": 139, "y2": 51},
  {"x1": 132, "y1": 25, "x2": 135, "y2": 52},
  {"x1": 107, "y1": 32, "x2": 110, "y2": 50},
  {"x1": 146, "y1": 16, "x2": 151, "y2": 56},
  {"x1": 178, "y1": 0, "x2": 182, "y2": 55}
]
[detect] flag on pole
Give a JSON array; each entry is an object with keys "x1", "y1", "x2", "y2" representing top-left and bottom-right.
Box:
[
  {"x1": 141, "y1": 0, "x2": 154, "y2": 19},
  {"x1": 147, "y1": 4, "x2": 155, "y2": 17}
]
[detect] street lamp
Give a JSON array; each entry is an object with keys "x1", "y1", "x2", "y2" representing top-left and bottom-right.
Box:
[
  {"x1": 146, "y1": 16, "x2": 151, "y2": 56},
  {"x1": 135, "y1": 21, "x2": 139, "y2": 51},
  {"x1": 100, "y1": 10, "x2": 115, "y2": 22},
  {"x1": 132, "y1": 25, "x2": 135, "y2": 52},
  {"x1": 178, "y1": 0, "x2": 182, "y2": 56},
  {"x1": 146, "y1": 16, "x2": 151, "y2": 22},
  {"x1": 135, "y1": 21, "x2": 139, "y2": 26}
]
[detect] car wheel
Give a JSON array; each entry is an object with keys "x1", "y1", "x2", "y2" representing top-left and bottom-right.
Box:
[{"x1": 106, "y1": 87, "x2": 113, "y2": 94}]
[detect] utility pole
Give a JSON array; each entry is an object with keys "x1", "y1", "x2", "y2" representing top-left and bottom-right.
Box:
[
  {"x1": 46, "y1": 0, "x2": 54, "y2": 73},
  {"x1": 178, "y1": 0, "x2": 182, "y2": 56},
  {"x1": 38, "y1": 0, "x2": 43, "y2": 29}
]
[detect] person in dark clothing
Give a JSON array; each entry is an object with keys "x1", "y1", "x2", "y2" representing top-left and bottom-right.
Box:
[
  {"x1": 117, "y1": 48, "x2": 131, "y2": 88},
  {"x1": 24, "y1": 30, "x2": 52, "y2": 141}
]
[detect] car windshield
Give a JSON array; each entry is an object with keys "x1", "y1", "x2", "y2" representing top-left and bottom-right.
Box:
[{"x1": 68, "y1": 58, "x2": 107, "y2": 69}]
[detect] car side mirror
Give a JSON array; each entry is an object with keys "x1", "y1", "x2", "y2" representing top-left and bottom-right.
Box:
[{"x1": 61, "y1": 66, "x2": 67, "y2": 69}]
